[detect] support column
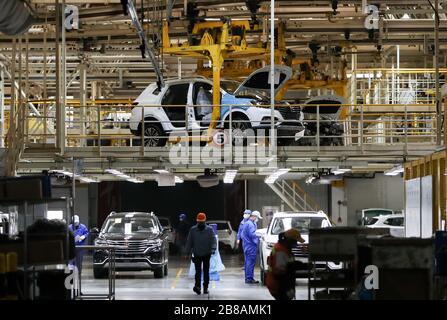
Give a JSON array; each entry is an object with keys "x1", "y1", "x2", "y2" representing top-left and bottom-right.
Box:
[
  {"x1": 269, "y1": 0, "x2": 276, "y2": 161},
  {"x1": 435, "y1": 0, "x2": 442, "y2": 145},
  {"x1": 55, "y1": 0, "x2": 65, "y2": 154},
  {"x1": 0, "y1": 65, "x2": 4, "y2": 148},
  {"x1": 207, "y1": 48, "x2": 222, "y2": 137},
  {"x1": 440, "y1": 156, "x2": 446, "y2": 230},
  {"x1": 433, "y1": 157, "x2": 439, "y2": 231},
  {"x1": 79, "y1": 64, "x2": 87, "y2": 146}
]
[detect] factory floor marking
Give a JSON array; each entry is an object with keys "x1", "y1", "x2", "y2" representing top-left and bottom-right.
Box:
[{"x1": 171, "y1": 268, "x2": 183, "y2": 289}]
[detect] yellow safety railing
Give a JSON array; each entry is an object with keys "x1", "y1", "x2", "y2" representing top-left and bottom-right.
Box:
[{"x1": 1, "y1": 102, "x2": 439, "y2": 157}]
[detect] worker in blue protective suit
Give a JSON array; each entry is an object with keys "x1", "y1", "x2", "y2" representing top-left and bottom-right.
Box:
[
  {"x1": 241, "y1": 210, "x2": 262, "y2": 284},
  {"x1": 236, "y1": 209, "x2": 251, "y2": 248},
  {"x1": 68, "y1": 215, "x2": 89, "y2": 273}
]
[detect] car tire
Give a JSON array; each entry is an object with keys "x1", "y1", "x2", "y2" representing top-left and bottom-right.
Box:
[
  {"x1": 164, "y1": 264, "x2": 168, "y2": 276},
  {"x1": 93, "y1": 267, "x2": 108, "y2": 279},
  {"x1": 154, "y1": 267, "x2": 164, "y2": 278},
  {"x1": 226, "y1": 115, "x2": 252, "y2": 145},
  {"x1": 142, "y1": 122, "x2": 167, "y2": 147}
]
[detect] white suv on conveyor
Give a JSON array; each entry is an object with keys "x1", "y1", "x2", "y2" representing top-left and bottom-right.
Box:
[
  {"x1": 129, "y1": 65, "x2": 305, "y2": 146},
  {"x1": 257, "y1": 211, "x2": 341, "y2": 284}
]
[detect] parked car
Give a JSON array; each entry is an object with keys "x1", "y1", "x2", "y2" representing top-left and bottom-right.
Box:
[
  {"x1": 257, "y1": 211, "x2": 340, "y2": 285},
  {"x1": 0, "y1": 213, "x2": 9, "y2": 235},
  {"x1": 93, "y1": 211, "x2": 169, "y2": 279},
  {"x1": 365, "y1": 213, "x2": 404, "y2": 237},
  {"x1": 129, "y1": 65, "x2": 305, "y2": 146},
  {"x1": 297, "y1": 95, "x2": 345, "y2": 146},
  {"x1": 359, "y1": 208, "x2": 395, "y2": 226},
  {"x1": 158, "y1": 216, "x2": 175, "y2": 244},
  {"x1": 207, "y1": 220, "x2": 237, "y2": 251}
]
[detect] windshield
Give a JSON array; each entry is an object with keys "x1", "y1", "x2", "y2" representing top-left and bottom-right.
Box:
[
  {"x1": 270, "y1": 216, "x2": 328, "y2": 235},
  {"x1": 211, "y1": 222, "x2": 229, "y2": 230},
  {"x1": 221, "y1": 80, "x2": 240, "y2": 95},
  {"x1": 363, "y1": 209, "x2": 393, "y2": 220},
  {"x1": 366, "y1": 218, "x2": 379, "y2": 226},
  {"x1": 103, "y1": 216, "x2": 160, "y2": 235},
  {"x1": 158, "y1": 218, "x2": 170, "y2": 227}
]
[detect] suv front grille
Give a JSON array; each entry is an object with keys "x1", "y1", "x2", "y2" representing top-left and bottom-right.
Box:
[
  {"x1": 107, "y1": 240, "x2": 149, "y2": 255},
  {"x1": 277, "y1": 106, "x2": 301, "y2": 120},
  {"x1": 291, "y1": 244, "x2": 309, "y2": 258}
]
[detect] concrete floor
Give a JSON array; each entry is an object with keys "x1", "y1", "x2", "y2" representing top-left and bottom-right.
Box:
[{"x1": 79, "y1": 254, "x2": 310, "y2": 300}]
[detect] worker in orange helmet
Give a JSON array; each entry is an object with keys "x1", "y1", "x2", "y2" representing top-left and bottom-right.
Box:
[
  {"x1": 185, "y1": 212, "x2": 217, "y2": 295},
  {"x1": 266, "y1": 228, "x2": 305, "y2": 300}
]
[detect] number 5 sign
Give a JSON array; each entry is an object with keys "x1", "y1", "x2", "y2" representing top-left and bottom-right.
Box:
[{"x1": 364, "y1": 5, "x2": 379, "y2": 31}]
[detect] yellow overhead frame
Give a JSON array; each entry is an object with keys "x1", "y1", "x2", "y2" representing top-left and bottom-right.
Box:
[
  {"x1": 194, "y1": 20, "x2": 349, "y2": 112},
  {"x1": 163, "y1": 20, "x2": 265, "y2": 138},
  {"x1": 163, "y1": 19, "x2": 350, "y2": 134},
  {"x1": 195, "y1": 21, "x2": 288, "y2": 80}
]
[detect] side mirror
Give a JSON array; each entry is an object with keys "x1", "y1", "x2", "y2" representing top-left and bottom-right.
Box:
[
  {"x1": 255, "y1": 228, "x2": 267, "y2": 238},
  {"x1": 90, "y1": 227, "x2": 99, "y2": 234}
]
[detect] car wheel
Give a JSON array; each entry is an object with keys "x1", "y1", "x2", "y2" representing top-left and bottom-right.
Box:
[
  {"x1": 164, "y1": 264, "x2": 168, "y2": 276},
  {"x1": 93, "y1": 267, "x2": 108, "y2": 279},
  {"x1": 229, "y1": 116, "x2": 251, "y2": 145},
  {"x1": 143, "y1": 123, "x2": 166, "y2": 147},
  {"x1": 154, "y1": 267, "x2": 164, "y2": 278}
]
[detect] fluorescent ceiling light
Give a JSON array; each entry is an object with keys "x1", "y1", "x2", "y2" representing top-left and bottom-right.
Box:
[
  {"x1": 106, "y1": 169, "x2": 132, "y2": 180},
  {"x1": 385, "y1": 165, "x2": 404, "y2": 176},
  {"x1": 105, "y1": 169, "x2": 122, "y2": 175},
  {"x1": 78, "y1": 176, "x2": 98, "y2": 183},
  {"x1": 305, "y1": 175, "x2": 316, "y2": 184},
  {"x1": 51, "y1": 170, "x2": 97, "y2": 183},
  {"x1": 223, "y1": 170, "x2": 238, "y2": 184},
  {"x1": 264, "y1": 168, "x2": 290, "y2": 184},
  {"x1": 154, "y1": 169, "x2": 170, "y2": 174},
  {"x1": 332, "y1": 166, "x2": 352, "y2": 175},
  {"x1": 47, "y1": 210, "x2": 63, "y2": 220},
  {"x1": 175, "y1": 176, "x2": 184, "y2": 184},
  {"x1": 127, "y1": 178, "x2": 144, "y2": 183}
]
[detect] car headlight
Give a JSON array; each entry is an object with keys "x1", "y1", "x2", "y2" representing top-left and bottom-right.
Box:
[
  {"x1": 145, "y1": 239, "x2": 163, "y2": 252},
  {"x1": 95, "y1": 238, "x2": 108, "y2": 246}
]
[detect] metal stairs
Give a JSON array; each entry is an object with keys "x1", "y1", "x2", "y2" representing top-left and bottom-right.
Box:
[{"x1": 268, "y1": 179, "x2": 320, "y2": 212}]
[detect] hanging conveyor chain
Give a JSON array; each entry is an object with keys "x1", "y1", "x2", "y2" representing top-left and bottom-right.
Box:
[{"x1": 121, "y1": 0, "x2": 165, "y2": 89}]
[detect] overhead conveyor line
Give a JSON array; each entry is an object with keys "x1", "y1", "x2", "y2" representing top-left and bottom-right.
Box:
[
  {"x1": 122, "y1": 0, "x2": 165, "y2": 89},
  {"x1": 162, "y1": 19, "x2": 267, "y2": 141}
]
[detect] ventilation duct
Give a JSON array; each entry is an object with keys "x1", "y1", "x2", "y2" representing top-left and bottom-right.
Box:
[{"x1": 0, "y1": 0, "x2": 34, "y2": 35}]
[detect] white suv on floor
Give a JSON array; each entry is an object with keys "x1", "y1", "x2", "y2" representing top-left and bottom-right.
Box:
[
  {"x1": 257, "y1": 211, "x2": 340, "y2": 284},
  {"x1": 129, "y1": 65, "x2": 305, "y2": 146},
  {"x1": 207, "y1": 220, "x2": 237, "y2": 251},
  {"x1": 365, "y1": 214, "x2": 404, "y2": 237}
]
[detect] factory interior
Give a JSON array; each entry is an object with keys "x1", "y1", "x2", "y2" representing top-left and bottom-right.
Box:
[{"x1": 1, "y1": 0, "x2": 447, "y2": 304}]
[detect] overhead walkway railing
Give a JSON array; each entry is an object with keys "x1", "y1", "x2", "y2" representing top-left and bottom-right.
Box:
[
  {"x1": 350, "y1": 68, "x2": 447, "y2": 106},
  {"x1": 2, "y1": 102, "x2": 438, "y2": 159}
]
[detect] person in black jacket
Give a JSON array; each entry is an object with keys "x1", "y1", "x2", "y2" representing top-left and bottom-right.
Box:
[
  {"x1": 185, "y1": 212, "x2": 217, "y2": 295},
  {"x1": 175, "y1": 213, "x2": 190, "y2": 255}
]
